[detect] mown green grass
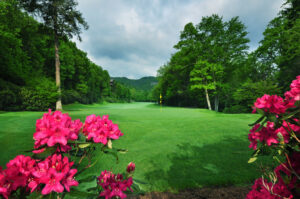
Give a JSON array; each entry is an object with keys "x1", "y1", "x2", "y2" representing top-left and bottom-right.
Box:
[{"x1": 0, "y1": 102, "x2": 272, "y2": 193}]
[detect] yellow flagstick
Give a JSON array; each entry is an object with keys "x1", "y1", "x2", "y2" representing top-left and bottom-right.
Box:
[{"x1": 160, "y1": 93, "x2": 162, "y2": 112}]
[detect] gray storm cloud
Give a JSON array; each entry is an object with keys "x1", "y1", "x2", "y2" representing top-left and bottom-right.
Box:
[{"x1": 74, "y1": 0, "x2": 284, "y2": 79}]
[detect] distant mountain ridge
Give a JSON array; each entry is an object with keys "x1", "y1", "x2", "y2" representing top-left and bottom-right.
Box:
[{"x1": 112, "y1": 76, "x2": 158, "y2": 91}]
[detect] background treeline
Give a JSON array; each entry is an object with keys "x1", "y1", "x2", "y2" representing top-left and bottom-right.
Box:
[
  {"x1": 0, "y1": 0, "x2": 130, "y2": 111},
  {"x1": 153, "y1": 0, "x2": 300, "y2": 113},
  {"x1": 112, "y1": 76, "x2": 158, "y2": 102}
]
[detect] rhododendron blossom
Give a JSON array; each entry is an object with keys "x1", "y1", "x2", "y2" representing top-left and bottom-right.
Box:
[
  {"x1": 246, "y1": 178, "x2": 293, "y2": 199},
  {"x1": 248, "y1": 122, "x2": 289, "y2": 150},
  {"x1": 33, "y1": 110, "x2": 82, "y2": 153},
  {"x1": 0, "y1": 109, "x2": 133, "y2": 198},
  {"x1": 83, "y1": 114, "x2": 123, "y2": 144},
  {"x1": 247, "y1": 76, "x2": 300, "y2": 199},
  {"x1": 253, "y1": 94, "x2": 287, "y2": 115},
  {"x1": 285, "y1": 75, "x2": 300, "y2": 102},
  {"x1": 0, "y1": 155, "x2": 36, "y2": 199},
  {"x1": 29, "y1": 154, "x2": 78, "y2": 194},
  {"x1": 97, "y1": 168, "x2": 134, "y2": 199}
]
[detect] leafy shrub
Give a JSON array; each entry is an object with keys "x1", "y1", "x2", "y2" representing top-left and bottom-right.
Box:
[
  {"x1": 20, "y1": 78, "x2": 58, "y2": 111},
  {"x1": 223, "y1": 105, "x2": 249, "y2": 113},
  {"x1": 246, "y1": 76, "x2": 300, "y2": 198},
  {"x1": 0, "y1": 79, "x2": 22, "y2": 110},
  {"x1": 0, "y1": 110, "x2": 137, "y2": 199},
  {"x1": 62, "y1": 89, "x2": 81, "y2": 104},
  {"x1": 0, "y1": 90, "x2": 17, "y2": 110},
  {"x1": 224, "y1": 80, "x2": 281, "y2": 113}
]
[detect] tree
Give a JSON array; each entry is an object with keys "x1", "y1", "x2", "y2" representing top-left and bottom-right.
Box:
[
  {"x1": 255, "y1": 0, "x2": 300, "y2": 90},
  {"x1": 157, "y1": 14, "x2": 249, "y2": 110},
  {"x1": 20, "y1": 0, "x2": 88, "y2": 110},
  {"x1": 190, "y1": 60, "x2": 223, "y2": 110}
]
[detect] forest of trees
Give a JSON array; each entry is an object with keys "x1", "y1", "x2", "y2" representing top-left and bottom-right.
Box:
[
  {"x1": 113, "y1": 77, "x2": 157, "y2": 102},
  {"x1": 1, "y1": 0, "x2": 299, "y2": 112},
  {"x1": 0, "y1": 0, "x2": 130, "y2": 111},
  {"x1": 153, "y1": 0, "x2": 300, "y2": 113}
]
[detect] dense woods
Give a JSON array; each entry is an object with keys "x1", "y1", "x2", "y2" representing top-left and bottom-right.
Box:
[
  {"x1": 112, "y1": 77, "x2": 157, "y2": 102},
  {"x1": 0, "y1": 0, "x2": 130, "y2": 111},
  {"x1": 153, "y1": 0, "x2": 300, "y2": 113},
  {"x1": 1, "y1": 0, "x2": 299, "y2": 113}
]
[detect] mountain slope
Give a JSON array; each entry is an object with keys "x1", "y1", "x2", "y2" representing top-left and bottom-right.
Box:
[{"x1": 112, "y1": 76, "x2": 158, "y2": 91}]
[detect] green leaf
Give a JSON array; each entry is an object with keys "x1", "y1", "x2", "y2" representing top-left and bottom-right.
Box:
[
  {"x1": 281, "y1": 109, "x2": 300, "y2": 121},
  {"x1": 66, "y1": 189, "x2": 98, "y2": 198},
  {"x1": 249, "y1": 115, "x2": 265, "y2": 126},
  {"x1": 78, "y1": 175, "x2": 97, "y2": 183},
  {"x1": 116, "y1": 148, "x2": 128, "y2": 154},
  {"x1": 256, "y1": 108, "x2": 265, "y2": 116},
  {"x1": 248, "y1": 156, "x2": 257, "y2": 163},
  {"x1": 133, "y1": 178, "x2": 148, "y2": 185},
  {"x1": 103, "y1": 148, "x2": 119, "y2": 162},
  {"x1": 32, "y1": 147, "x2": 56, "y2": 159},
  {"x1": 78, "y1": 143, "x2": 91, "y2": 148},
  {"x1": 277, "y1": 132, "x2": 285, "y2": 145}
]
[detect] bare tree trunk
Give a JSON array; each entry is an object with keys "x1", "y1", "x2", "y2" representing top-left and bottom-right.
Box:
[
  {"x1": 205, "y1": 88, "x2": 212, "y2": 110},
  {"x1": 55, "y1": 35, "x2": 62, "y2": 111},
  {"x1": 214, "y1": 95, "x2": 219, "y2": 112}
]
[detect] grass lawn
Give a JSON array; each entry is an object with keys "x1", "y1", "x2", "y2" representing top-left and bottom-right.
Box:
[{"x1": 0, "y1": 102, "x2": 272, "y2": 193}]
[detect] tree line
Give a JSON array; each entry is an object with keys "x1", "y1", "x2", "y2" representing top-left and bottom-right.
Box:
[
  {"x1": 0, "y1": 0, "x2": 131, "y2": 111},
  {"x1": 153, "y1": 0, "x2": 300, "y2": 113}
]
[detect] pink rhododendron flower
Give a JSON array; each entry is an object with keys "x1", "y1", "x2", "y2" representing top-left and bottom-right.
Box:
[
  {"x1": 285, "y1": 75, "x2": 300, "y2": 102},
  {"x1": 253, "y1": 94, "x2": 287, "y2": 115},
  {"x1": 0, "y1": 155, "x2": 36, "y2": 198},
  {"x1": 5, "y1": 155, "x2": 36, "y2": 191},
  {"x1": 246, "y1": 178, "x2": 293, "y2": 199},
  {"x1": 248, "y1": 124, "x2": 261, "y2": 150},
  {"x1": 248, "y1": 122, "x2": 285, "y2": 149},
  {"x1": 0, "y1": 167, "x2": 9, "y2": 199},
  {"x1": 83, "y1": 114, "x2": 123, "y2": 144},
  {"x1": 33, "y1": 110, "x2": 82, "y2": 153},
  {"x1": 97, "y1": 169, "x2": 133, "y2": 199},
  {"x1": 40, "y1": 168, "x2": 65, "y2": 195},
  {"x1": 29, "y1": 154, "x2": 78, "y2": 194}
]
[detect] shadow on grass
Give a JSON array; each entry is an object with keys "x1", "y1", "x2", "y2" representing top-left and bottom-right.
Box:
[{"x1": 144, "y1": 137, "x2": 268, "y2": 192}]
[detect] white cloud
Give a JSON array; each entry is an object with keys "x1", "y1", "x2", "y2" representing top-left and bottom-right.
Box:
[{"x1": 74, "y1": 0, "x2": 284, "y2": 79}]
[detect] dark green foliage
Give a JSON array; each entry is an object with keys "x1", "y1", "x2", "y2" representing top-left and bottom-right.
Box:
[
  {"x1": 19, "y1": 0, "x2": 89, "y2": 40},
  {"x1": 255, "y1": 0, "x2": 300, "y2": 90},
  {"x1": 232, "y1": 80, "x2": 281, "y2": 112},
  {"x1": 20, "y1": 79, "x2": 58, "y2": 111},
  {"x1": 155, "y1": 14, "x2": 250, "y2": 110},
  {"x1": 0, "y1": 79, "x2": 22, "y2": 110},
  {"x1": 112, "y1": 76, "x2": 157, "y2": 102},
  {"x1": 61, "y1": 89, "x2": 81, "y2": 104},
  {"x1": 110, "y1": 82, "x2": 131, "y2": 102},
  {"x1": 155, "y1": 0, "x2": 299, "y2": 113},
  {"x1": 112, "y1": 76, "x2": 158, "y2": 91},
  {"x1": 0, "y1": 0, "x2": 130, "y2": 111}
]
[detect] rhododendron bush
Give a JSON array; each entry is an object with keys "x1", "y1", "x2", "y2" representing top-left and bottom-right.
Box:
[
  {"x1": 246, "y1": 76, "x2": 300, "y2": 199},
  {"x1": 0, "y1": 111, "x2": 138, "y2": 199}
]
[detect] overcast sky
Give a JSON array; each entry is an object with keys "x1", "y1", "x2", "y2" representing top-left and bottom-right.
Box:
[{"x1": 73, "y1": 0, "x2": 284, "y2": 79}]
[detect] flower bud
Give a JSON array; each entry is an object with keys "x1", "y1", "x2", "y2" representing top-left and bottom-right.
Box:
[{"x1": 126, "y1": 162, "x2": 135, "y2": 173}]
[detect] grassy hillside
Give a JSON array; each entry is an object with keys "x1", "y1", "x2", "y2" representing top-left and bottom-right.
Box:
[
  {"x1": 112, "y1": 76, "x2": 158, "y2": 91},
  {"x1": 0, "y1": 103, "x2": 272, "y2": 194}
]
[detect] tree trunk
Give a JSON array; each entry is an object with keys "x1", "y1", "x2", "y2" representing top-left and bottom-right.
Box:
[
  {"x1": 214, "y1": 95, "x2": 219, "y2": 112},
  {"x1": 205, "y1": 88, "x2": 212, "y2": 110},
  {"x1": 55, "y1": 35, "x2": 62, "y2": 111}
]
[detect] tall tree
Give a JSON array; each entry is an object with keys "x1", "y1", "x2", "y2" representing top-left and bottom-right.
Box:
[
  {"x1": 20, "y1": 0, "x2": 88, "y2": 110},
  {"x1": 190, "y1": 60, "x2": 223, "y2": 110},
  {"x1": 255, "y1": 0, "x2": 300, "y2": 90},
  {"x1": 159, "y1": 15, "x2": 249, "y2": 110}
]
